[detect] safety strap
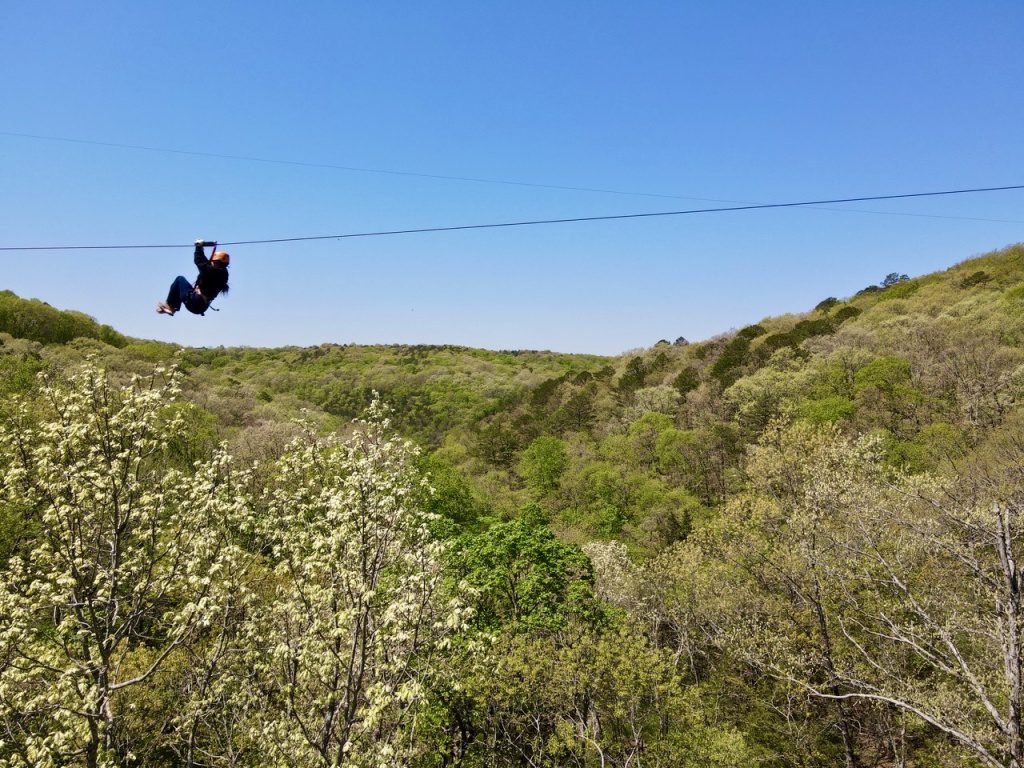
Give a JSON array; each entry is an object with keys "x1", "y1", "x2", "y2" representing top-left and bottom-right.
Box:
[{"x1": 205, "y1": 241, "x2": 220, "y2": 310}]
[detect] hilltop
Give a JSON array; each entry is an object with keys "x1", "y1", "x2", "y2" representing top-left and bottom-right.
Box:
[
  {"x1": 4, "y1": 242, "x2": 1024, "y2": 527},
  {"x1": 4, "y1": 243, "x2": 1023, "y2": 518}
]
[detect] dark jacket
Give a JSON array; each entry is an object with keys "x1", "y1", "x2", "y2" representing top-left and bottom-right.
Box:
[{"x1": 193, "y1": 244, "x2": 229, "y2": 303}]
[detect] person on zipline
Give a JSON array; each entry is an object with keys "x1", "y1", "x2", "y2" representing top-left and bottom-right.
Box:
[{"x1": 157, "y1": 239, "x2": 230, "y2": 316}]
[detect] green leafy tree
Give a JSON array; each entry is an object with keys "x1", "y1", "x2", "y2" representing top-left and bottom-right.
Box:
[
  {"x1": 475, "y1": 417, "x2": 522, "y2": 467},
  {"x1": 616, "y1": 356, "x2": 648, "y2": 397},
  {"x1": 853, "y1": 355, "x2": 925, "y2": 435},
  {"x1": 673, "y1": 365, "x2": 700, "y2": 396},
  {"x1": 655, "y1": 423, "x2": 741, "y2": 505},
  {"x1": 882, "y1": 272, "x2": 909, "y2": 287},
  {"x1": 450, "y1": 518, "x2": 599, "y2": 633},
  {"x1": 549, "y1": 386, "x2": 596, "y2": 433},
  {"x1": 518, "y1": 435, "x2": 569, "y2": 496},
  {"x1": 710, "y1": 325, "x2": 766, "y2": 386},
  {"x1": 420, "y1": 453, "x2": 485, "y2": 532}
]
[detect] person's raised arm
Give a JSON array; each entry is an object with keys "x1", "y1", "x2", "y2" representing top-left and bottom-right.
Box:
[{"x1": 194, "y1": 239, "x2": 214, "y2": 266}]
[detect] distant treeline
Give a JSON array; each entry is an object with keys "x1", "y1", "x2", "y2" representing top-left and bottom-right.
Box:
[{"x1": 0, "y1": 290, "x2": 127, "y2": 347}]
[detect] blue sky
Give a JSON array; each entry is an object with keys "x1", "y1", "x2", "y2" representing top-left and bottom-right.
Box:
[{"x1": 1, "y1": 2, "x2": 1022, "y2": 354}]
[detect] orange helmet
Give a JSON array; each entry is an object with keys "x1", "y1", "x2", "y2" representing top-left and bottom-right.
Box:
[{"x1": 211, "y1": 251, "x2": 230, "y2": 265}]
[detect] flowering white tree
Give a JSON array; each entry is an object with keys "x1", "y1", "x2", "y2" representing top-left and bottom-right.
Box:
[
  {"x1": 0, "y1": 365, "x2": 248, "y2": 768},
  {"x1": 246, "y1": 400, "x2": 469, "y2": 767}
]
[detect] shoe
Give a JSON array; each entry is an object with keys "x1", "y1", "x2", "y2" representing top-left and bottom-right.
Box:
[{"x1": 156, "y1": 302, "x2": 175, "y2": 315}]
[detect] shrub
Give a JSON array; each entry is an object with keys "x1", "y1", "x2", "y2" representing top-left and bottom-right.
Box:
[
  {"x1": 792, "y1": 318, "x2": 835, "y2": 338},
  {"x1": 880, "y1": 280, "x2": 920, "y2": 299},
  {"x1": 833, "y1": 305, "x2": 863, "y2": 323},
  {"x1": 760, "y1": 332, "x2": 797, "y2": 355},
  {"x1": 796, "y1": 395, "x2": 857, "y2": 425},
  {"x1": 854, "y1": 356, "x2": 913, "y2": 394},
  {"x1": 737, "y1": 324, "x2": 767, "y2": 341},
  {"x1": 960, "y1": 270, "x2": 992, "y2": 288},
  {"x1": 754, "y1": 319, "x2": 834, "y2": 363}
]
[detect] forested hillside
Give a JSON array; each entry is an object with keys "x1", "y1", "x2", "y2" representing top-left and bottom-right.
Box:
[{"x1": 3, "y1": 242, "x2": 1024, "y2": 766}]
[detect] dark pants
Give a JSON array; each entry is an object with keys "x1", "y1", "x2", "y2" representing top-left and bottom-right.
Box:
[{"x1": 167, "y1": 276, "x2": 209, "y2": 315}]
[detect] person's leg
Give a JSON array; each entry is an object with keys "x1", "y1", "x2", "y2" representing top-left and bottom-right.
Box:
[{"x1": 165, "y1": 276, "x2": 193, "y2": 312}]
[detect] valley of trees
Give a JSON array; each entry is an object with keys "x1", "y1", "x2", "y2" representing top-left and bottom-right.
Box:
[{"x1": 2, "y1": 243, "x2": 1024, "y2": 766}]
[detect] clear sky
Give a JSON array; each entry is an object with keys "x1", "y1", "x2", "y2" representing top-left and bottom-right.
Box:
[{"x1": 1, "y1": 2, "x2": 1022, "y2": 354}]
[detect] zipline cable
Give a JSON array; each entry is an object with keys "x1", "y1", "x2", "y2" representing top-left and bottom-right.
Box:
[
  {"x1": 1, "y1": 184, "x2": 1022, "y2": 252},
  {"x1": 3, "y1": 130, "x2": 1023, "y2": 226}
]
